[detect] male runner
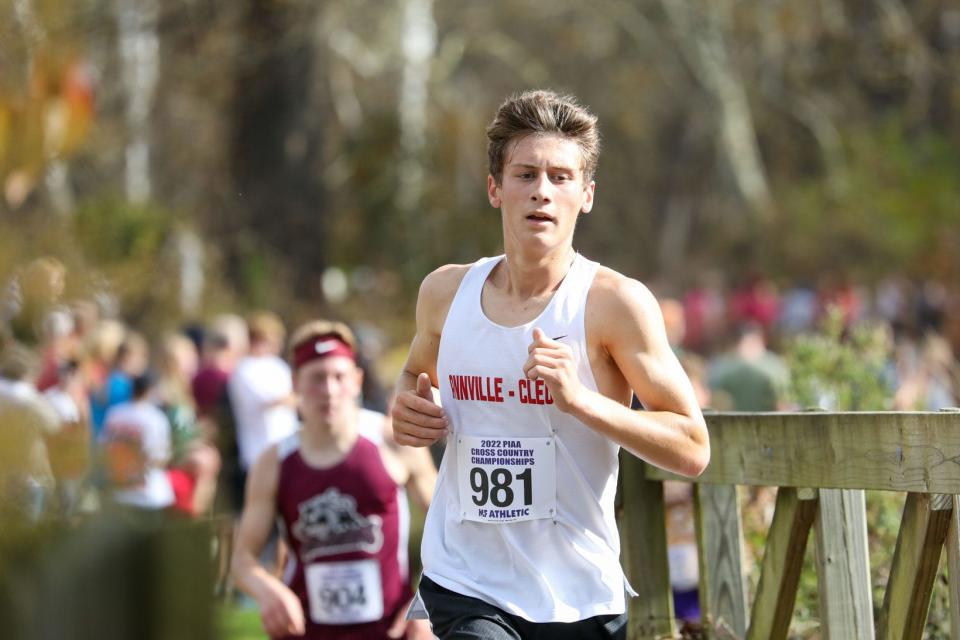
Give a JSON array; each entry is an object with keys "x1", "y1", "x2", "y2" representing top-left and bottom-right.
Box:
[
  {"x1": 391, "y1": 90, "x2": 710, "y2": 639},
  {"x1": 233, "y1": 320, "x2": 436, "y2": 639}
]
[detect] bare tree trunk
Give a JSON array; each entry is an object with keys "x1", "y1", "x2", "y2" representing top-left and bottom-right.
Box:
[
  {"x1": 397, "y1": 0, "x2": 436, "y2": 213},
  {"x1": 229, "y1": 0, "x2": 328, "y2": 298},
  {"x1": 877, "y1": 0, "x2": 934, "y2": 124},
  {"x1": 175, "y1": 229, "x2": 204, "y2": 317},
  {"x1": 13, "y1": 0, "x2": 44, "y2": 58},
  {"x1": 327, "y1": 61, "x2": 364, "y2": 133},
  {"x1": 115, "y1": 0, "x2": 159, "y2": 204},
  {"x1": 593, "y1": 0, "x2": 685, "y2": 91},
  {"x1": 44, "y1": 161, "x2": 75, "y2": 216},
  {"x1": 657, "y1": 197, "x2": 694, "y2": 276},
  {"x1": 661, "y1": 0, "x2": 774, "y2": 222},
  {"x1": 790, "y1": 94, "x2": 848, "y2": 195}
]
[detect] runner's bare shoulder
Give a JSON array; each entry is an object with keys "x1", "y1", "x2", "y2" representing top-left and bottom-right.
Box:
[
  {"x1": 587, "y1": 266, "x2": 662, "y2": 344},
  {"x1": 417, "y1": 264, "x2": 472, "y2": 325}
]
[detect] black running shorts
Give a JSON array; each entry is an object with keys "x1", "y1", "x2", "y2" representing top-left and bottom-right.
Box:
[{"x1": 417, "y1": 575, "x2": 628, "y2": 640}]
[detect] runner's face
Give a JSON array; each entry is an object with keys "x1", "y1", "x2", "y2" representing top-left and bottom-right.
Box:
[
  {"x1": 295, "y1": 355, "x2": 362, "y2": 425},
  {"x1": 488, "y1": 134, "x2": 594, "y2": 253}
]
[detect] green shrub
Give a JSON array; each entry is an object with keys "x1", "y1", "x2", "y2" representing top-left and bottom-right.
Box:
[
  {"x1": 785, "y1": 307, "x2": 891, "y2": 411},
  {"x1": 746, "y1": 307, "x2": 950, "y2": 638}
]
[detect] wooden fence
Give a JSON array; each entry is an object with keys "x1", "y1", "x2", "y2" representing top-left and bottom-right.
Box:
[
  {"x1": 618, "y1": 410, "x2": 960, "y2": 640},
  {"x1": 0, "y1": 511, "x2": 217, "y2": 640}
]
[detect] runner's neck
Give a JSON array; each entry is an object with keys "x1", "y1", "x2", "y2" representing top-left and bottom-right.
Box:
[
  {"x1": 496, "y1": 247, "x2": 576, "y2": 299},
  {"x1": 299, "y1": 414, "x2": 359, "y2": 467}
]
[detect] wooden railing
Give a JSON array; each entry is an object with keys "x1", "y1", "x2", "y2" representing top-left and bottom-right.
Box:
[{"x1": 618, "y1": 410, "x2": 960, "y2": 640}]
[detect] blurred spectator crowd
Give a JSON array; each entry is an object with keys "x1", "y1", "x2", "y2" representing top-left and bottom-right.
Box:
[
  {"x1": 655, "y1": 271, "x2": 960, "y2": 414},
  {"x1": 0, "y1": 257, "x2": 392, "y2": 524},
  {"x1": 1, "y1": 257, "x2": 958, "y2": 526}
]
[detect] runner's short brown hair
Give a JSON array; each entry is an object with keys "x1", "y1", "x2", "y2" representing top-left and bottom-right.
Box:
[{"x1": 486, "y1": 90, "x2": 600, "y2": 185}]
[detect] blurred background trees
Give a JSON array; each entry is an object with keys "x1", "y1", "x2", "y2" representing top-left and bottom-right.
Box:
[
  {"x1": 1, "y1": 0, "x2": 959, "y2": 338},
  {"x1": 3, "y1": 4, "x2": 959, "y2": 637}
]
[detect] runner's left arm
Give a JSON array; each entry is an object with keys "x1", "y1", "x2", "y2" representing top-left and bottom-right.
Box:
[{"x1": 524, "y1": 274, "x2": 709, "y2": 477}]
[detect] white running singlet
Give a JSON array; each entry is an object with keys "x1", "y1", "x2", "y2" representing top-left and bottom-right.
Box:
[{"x1": 420, "y1": 254, "x2": 633, "y2": 623}]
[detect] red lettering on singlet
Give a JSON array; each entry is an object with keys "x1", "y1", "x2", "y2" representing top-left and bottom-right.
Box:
[
  {"x1": 448, "y1": 374, "x2": 504, "y2": 403},
  {"x1": 539, "y1": 379, "x2": 553, "y2": 405},
  {"x1": 518, "y1": 379, "x2": 553, "y2": 405}
]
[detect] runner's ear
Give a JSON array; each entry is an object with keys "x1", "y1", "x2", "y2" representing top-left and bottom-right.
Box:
[{"x1": 580, "y1": 179, "x2": 595, "y2": 214}]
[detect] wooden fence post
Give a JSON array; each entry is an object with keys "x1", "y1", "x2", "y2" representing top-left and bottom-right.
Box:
[
  {"x1": 619, "y1": 453, "x2": 676, "y2": 640},
  {"x1": 815, "y1": 488, "x2": 875, "y2": 640},
  {"x1": 695, "y1": 483, "x2": 748, "y2": 639}
]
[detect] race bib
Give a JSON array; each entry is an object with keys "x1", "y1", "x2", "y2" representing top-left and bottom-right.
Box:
[
  {"x1": 456, "y1": 435, "x2": 556, "y2": 523},
  {"x1": 305, "y1": 559, "x2": 383, "y2": 625}
]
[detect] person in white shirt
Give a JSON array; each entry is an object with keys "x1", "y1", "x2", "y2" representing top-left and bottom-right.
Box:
[
  {"x1": 0, "y1": 342, "x2": 59, "y2": 520},
  {"x1": 101, "y1": 372, "x2": 174, "y2": 510},
  {"x1": 391, "y1": 90, "x2": 710, "y2": 639},
  {"x1": 228, "y1": 311, "x2": 299, "y2": 496}
]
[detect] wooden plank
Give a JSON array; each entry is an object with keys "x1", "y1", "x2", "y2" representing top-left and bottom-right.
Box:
[
  {"x1": 747, "y1": 487, "x2": 818, "y2": 640},
  {"x1": 695, "y1": 483, "x2": 747, "y2": 639},
  {"x1": 815, "y1": 489, "x2": 875, "y2": 640},
  {"x1": 153, "y1": 518, "x2": 217, "y2": 640},
  {"x1": 948, "y1": 495, "x2": 960, "y2": 639},
  {"x1": 618, "y1": 453, "x2": 676, "y2": 640},
  {"x1": 645, "y1": 412, "x2": 960, "y2": 494},
  {"x1": 878, "y1": 493, "x2": 952, "y2": 640}
]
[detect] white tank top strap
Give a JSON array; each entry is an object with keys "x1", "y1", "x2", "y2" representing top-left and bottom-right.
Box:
[{"x1": 444, "y1": 255, "x2": 502, "y2": 321}]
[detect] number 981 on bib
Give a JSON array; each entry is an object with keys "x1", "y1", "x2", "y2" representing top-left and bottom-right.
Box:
[{"x1": 456, "y1": 435, "x2": 557, "y2": 523}]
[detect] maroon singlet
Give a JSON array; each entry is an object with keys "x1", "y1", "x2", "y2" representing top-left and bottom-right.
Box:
[{"x1": 275, "y1": 434, "x2": 410, "y2": 640}]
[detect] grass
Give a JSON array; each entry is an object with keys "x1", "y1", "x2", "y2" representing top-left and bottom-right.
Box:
[{"x1": 218, "y1": 602, "x2": 265, "y2": 639}]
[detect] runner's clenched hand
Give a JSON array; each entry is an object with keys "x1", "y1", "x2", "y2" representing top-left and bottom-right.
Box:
[
  {"x1": 391, "y1": 372, "x2": 449, "y2": 447},
  {"x1": 258, "y1": 583, "x2": 306, "y2": 638},
  {"x1": 523, "y1": 328, "x2": 583, "y2": 414}
]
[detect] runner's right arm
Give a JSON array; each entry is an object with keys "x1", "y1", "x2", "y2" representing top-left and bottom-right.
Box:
[
  {"x1": 391, "y1": 265, "x2": 467, "y2": 447},
  {"x1": 231, "y1": 446, "x2": 306, "y2": 637}
]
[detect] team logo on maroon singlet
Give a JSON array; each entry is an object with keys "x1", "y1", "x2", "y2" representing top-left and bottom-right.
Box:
[{"x1": 292, "y1": 488, "x2": 384, "y2": 560}]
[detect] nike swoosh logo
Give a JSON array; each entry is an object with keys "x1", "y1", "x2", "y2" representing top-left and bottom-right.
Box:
[{"x1": 315, "y1": 341, "x2": 337, "y2": 354}]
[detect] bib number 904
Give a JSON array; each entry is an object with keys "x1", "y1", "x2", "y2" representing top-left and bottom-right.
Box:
[
  {"x1": 304, "y1": 559, "x2": 382, "y2": 624},
  {"x1": 318, "y1": 584, "x2": 367, "y2": 609},
  {"x1": 470, "y1": 467, "x2": 532, "y2": 507}
]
